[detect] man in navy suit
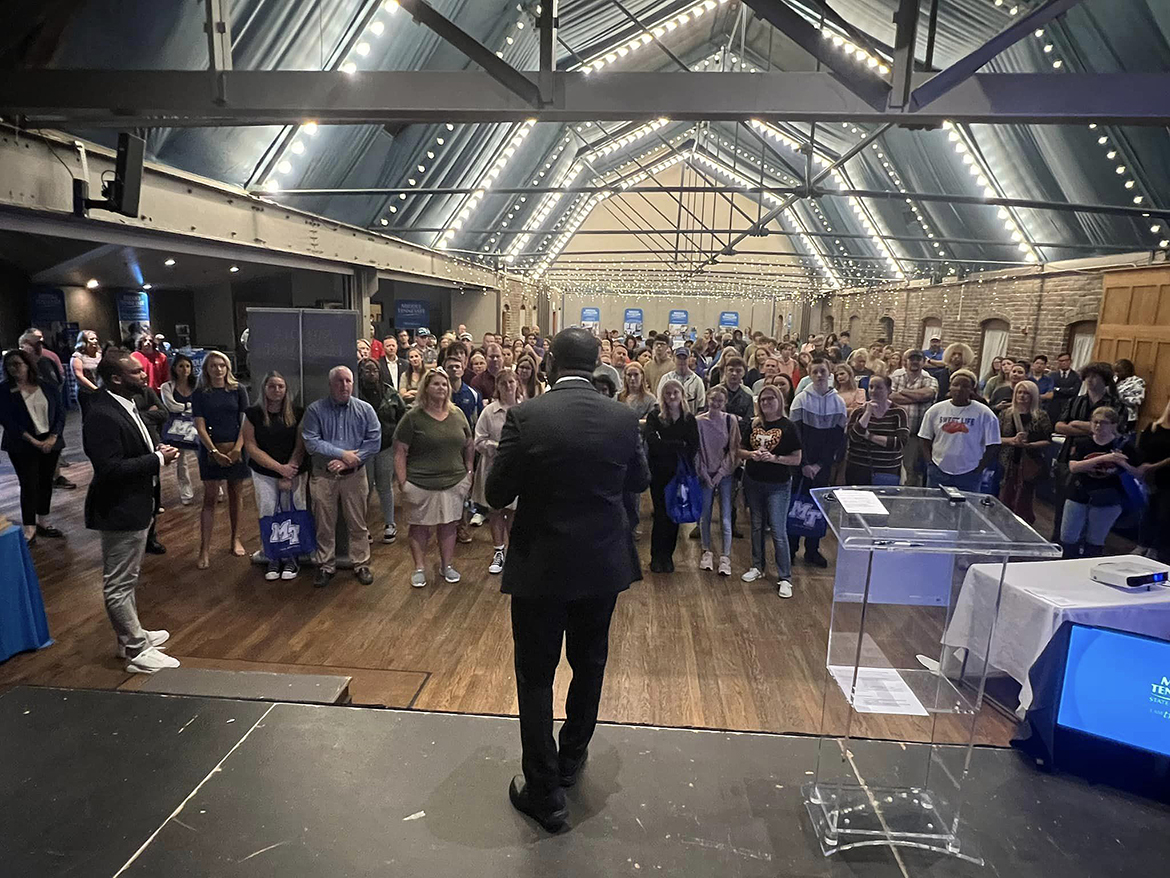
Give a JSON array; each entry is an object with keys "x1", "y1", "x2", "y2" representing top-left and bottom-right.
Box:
[
  {"x1": 487, "y1": 328, "x2": 650, "y2": 832},
  {"x1": 83, "y1": 349, "x2": 181, "y2": 674}
]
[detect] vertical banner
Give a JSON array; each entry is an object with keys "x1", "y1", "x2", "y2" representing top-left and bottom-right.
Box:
[
  {"x1": 667, "y1": 309, "x2": 689, "y2": 347},
  {"x1": 116, "y1": 291, "x2": 151, "y2": 345},
  {"x1": 719, "y1": 311, "x2": 739, "y2": 329},
  {"x1": 622, "y1": 308, "x2": 643, "y2": 336},
  {"x1": 28, "y1": 288, "x2": 69, "y2": 358},
  {"x1": 395, "y1": 299, "x2": 429, "y2": 330},
  {"x1": 579, "y1": 307, "x2": 601, "y2": 335}
]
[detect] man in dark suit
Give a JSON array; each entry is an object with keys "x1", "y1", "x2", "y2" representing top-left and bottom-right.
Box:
[
  {"x1": 1047, "y1": 351, "x2": 1080, "y2": 426},
  {"x1": 486, "y1": 328, "x2": 650, "y2": 832},
  {"x1": 83, "y1": 349, "x2": 181, "y2": 674}
]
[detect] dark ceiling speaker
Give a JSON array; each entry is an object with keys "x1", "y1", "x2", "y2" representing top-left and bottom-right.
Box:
[{"x1": 73, "y1": 132, "x2": 145, "y2": 218}]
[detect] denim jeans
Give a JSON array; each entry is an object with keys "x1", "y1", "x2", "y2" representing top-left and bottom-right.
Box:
[
  {"x1": 1060, "y1": 500, "x2": 1122, "y2": 550},
  {"x1": 743, "y1": 474, "x2": 792, "y2": 580},
  {"x1": 700, "y1": 476, "x2": 733, "y2": 556},
  {"x1": 926, "y1": 462, "x2": 984, "y2": 492}
]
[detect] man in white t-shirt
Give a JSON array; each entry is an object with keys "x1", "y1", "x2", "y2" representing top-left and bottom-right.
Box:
[{"x1": 917, "y1": 368, "x2": 1000, "y2": 492}]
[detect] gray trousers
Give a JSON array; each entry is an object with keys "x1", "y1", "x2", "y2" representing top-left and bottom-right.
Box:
[
  {"x1": 368, "y1": 446, "x2": 396, "y2": 529},
  {"x1": 100, "y1": 527, "x2": 150, "y2": 657}
]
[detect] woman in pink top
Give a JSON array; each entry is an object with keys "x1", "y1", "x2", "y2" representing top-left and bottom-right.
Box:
[
  {"x1": 834, "y1": 364, "x2": 868, "y2": 413},
  {"x1": 695, "y1": 384, "x2": 741, "y2": 577}
]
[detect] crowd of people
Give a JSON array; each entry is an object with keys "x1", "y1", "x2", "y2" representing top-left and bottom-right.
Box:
[{"x1": 3, "y1": 319, "x2": 1169, "y2": 673}]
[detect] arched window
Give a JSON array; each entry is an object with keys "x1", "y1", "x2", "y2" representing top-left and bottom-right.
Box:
[
  {"x1": 1066, "y1": 320, "x2": 1097, "y2": 370},
  {"x1": 848, "y1": 315, "x2": 860, "y2": 340},
  {"x1": 822, "y1": 314, "x2": 835, "y2": 334},
  {"x1": 979, "y1": 319, "x2": 1011, "y2": 379},
  {"x1": 921, "y1": 317, "x2": 942, "y2": 351},
  {"x1": 878, "y1": 316, "x2": 894, "y2": 344}
]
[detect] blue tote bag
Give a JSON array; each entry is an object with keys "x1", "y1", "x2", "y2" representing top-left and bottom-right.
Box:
[
  {"x1": 260, "y1": 490, "x2": 317, "y2": 560},
  {"x1": 786, "y1": 474, "x2": 828, "y2": 540},
  {"x1": 666, "y1": 455, "x2": 703, "y2": 524}
]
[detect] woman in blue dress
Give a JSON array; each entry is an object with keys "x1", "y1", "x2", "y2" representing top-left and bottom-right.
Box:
[{"x1": 192, "y1": 350, "x2": 251, "y2": 569}]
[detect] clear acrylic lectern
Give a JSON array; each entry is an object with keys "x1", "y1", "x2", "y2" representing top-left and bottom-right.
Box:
[{"x1": 801, "y1": 486, "x2": 1060, "y2": 865}]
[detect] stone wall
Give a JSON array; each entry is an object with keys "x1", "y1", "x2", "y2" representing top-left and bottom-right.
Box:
[{"x1": 826, "y1": 269, "x2": 1103, "y2": 366}]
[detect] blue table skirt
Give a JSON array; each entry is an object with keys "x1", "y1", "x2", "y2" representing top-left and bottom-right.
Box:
[{"x1": 0, "y1": 526, "x2": 53, "y2": 662}]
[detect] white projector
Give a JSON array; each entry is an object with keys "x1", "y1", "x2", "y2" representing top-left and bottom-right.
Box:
[{"x1": 1089, "y1": 559, "x2": 1170, "y2": 592}]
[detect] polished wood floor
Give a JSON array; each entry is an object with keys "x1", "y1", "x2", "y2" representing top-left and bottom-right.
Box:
[{"x1": 1, "y1": 412, "x2": 1021, "y2": 745}]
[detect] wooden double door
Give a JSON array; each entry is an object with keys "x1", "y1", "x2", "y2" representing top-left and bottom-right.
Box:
[{"x1": 1098, "y1": 266, "x2": 1170, "y2": 425}]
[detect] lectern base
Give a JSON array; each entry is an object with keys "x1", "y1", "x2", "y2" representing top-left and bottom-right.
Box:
[{"x1": 802, "y1": 781, "x2": 984, "y2": 865}]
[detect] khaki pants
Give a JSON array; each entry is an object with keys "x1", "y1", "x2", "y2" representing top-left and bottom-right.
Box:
[{"x1": 311, "y1": 468, "x2": 370, "y2": 571}]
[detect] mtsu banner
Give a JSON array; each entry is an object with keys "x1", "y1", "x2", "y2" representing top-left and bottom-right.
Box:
[
  {"x1": 719, "y1": 311, "x2": 739, "y2": 328},
  {"x1": 580, "y1": 307, "x2": 601, "y2": 333},
  {"x1": 623, "y1": 308, "x2": 643, "y2": 334},
  {"x1": 395, "y1": 299, "x2": 429, "y2": 330}
]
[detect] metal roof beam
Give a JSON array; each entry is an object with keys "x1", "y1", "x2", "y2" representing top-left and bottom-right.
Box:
[
  {"x1": 910, "y1": 0, "x2": 1084, "y2": 111},
  {"x1": 740, "y1": 0, "x2": 891, "y2": 110},
  {"x1": 7, "y1": 70, "x2": 1170, "y2": 125},
  {"x1": 397, "y1": 0, "x2": 541, "y2": 106}
]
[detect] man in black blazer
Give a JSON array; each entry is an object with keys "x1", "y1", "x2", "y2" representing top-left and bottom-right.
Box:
[
  {"x1": 486, "y1": 327, "x2": 650, "y2": 832},
  {"x1": 83, "y1": 349, "x2": 181, "y2": 674}
]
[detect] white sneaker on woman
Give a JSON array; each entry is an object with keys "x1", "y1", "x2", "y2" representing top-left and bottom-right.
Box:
[
  {"x1": 699, "y1": 550, "x2": 714, "y2": 571},
  {"x1": 410, "y1": 569, "x2": 427, "y2": 588},
  {"x1": 741, "y1": 567, "x2": 763, "y2": 582},
  {"x1": 126, "y1": 647, "x2": 180, "y2": 674},
  {"x1": 718, "y1": 555, "x2": 732, "y2": 576},
  {"x1": 777, "y1": 580, "x2": 793, "y2": 599},
  {"x1": 441, "y1": 565, "x2": 461, "y2": 584}
]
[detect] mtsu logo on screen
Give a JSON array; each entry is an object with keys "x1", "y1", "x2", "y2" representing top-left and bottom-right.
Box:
[{"x1": 1058, "y1": 627, "x2": 1170, "y2": 754}]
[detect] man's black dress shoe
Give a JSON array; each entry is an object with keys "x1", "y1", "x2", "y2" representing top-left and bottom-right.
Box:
[
  {"x1": 509, "y1": 776, "x2": 567, "y2": 832},
  {"x1": 559, "y1": 749, "x2": 588, "y2": 788},
  {"x1": 35, "y1": 524, "x2": 64, "y2": 538},
  {"x1": 145, "y1": 539, "x2": 166, "y2": 555}
]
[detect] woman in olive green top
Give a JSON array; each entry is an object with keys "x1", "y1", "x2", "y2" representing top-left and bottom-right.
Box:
[{"x1": 393, "y1": 369, "x2": 474, "y2": 589}]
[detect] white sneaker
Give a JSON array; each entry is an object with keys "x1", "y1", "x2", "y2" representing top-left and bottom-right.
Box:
[
  {"x1": 441, "y1": 565, "x2": 461, "y2": 584},
  {"x1": 410, "y1": 569, "x2": 427, "y2": 588},
  {"x1": 116, "y1": 629, "x2": 170, "y2": 659},
  {"x1": 741, "y1": 567, "x2": 763, "y2": 582},
  {"x1": 699, "y1": 550, "x2": 714, "y2": 571},
  {"x1": 383, "y1": 524, "x2": 397, "y2": 544},
  {"x1": 126, "y1": 646, "x2": 180, "y2": 674},
  {"x1": 489, "y1": 549, "x2": 506, "y2": 574},
  {"x1": 777, "y1": 579, "x2": 793, "y2": 599},
  {"x1": 718, "y1": 555, "x2": 732, "y2": 576},
  {"x1": 470, "y1": 512, "x2": 487, "y2": 527}
]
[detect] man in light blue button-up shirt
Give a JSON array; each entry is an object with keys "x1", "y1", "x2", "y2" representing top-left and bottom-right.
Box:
[{"x1": 301, "y1": 366, "x2": 381, "y2": 587}]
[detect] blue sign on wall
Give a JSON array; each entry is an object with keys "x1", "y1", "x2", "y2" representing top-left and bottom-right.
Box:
[
  {"x1": 668, "y1": 310, "x2": 688, "y2": 327},
  {"x1": 395, "y1": 299, "x2": 429, "y2": 330},
  {"x1": 719, "y1": 311, "x2": 739, "y2": 328},
  {"x1": 580, "y1": 307, "x2": 601, "y2": 324},
  {"x1": 29, "y1": 289, "x2": 66, "y2": 325},
  {"x1": 623, "y1": 308, "x2": 643, "y2": 325},
  {"x1": 116, "y1": 291, "x2": 151, "y2": 342}
]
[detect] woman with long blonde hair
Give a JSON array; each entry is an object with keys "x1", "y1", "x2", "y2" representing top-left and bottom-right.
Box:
[
  {"x1": 996, "y1": 379, "x2": 1051, "y2": 524},
  {"x1": 643, "y1": 378, "x2": 698, "y2": 573},
  {"x1": 242, "y1": 371, "x2": 308, "y2": 580},
  {"x1": 619, "y1": 360, "x2": 656, "y2": 420},
  {"x1": 192, "y1": 350, "x2": 251, "y2": 568},
  {"x1": 833, "y1": 363, "x2": 867, "y2": 413}
]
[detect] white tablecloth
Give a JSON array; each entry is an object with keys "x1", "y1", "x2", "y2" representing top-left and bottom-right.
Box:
[{"x1": 944, "y1": 555, "x2": 1170, "y2": 713}]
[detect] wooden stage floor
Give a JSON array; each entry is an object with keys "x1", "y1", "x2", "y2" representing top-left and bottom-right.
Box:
[{"x1": 1, "y1": 412, "x2": 1022, "y2": 745}]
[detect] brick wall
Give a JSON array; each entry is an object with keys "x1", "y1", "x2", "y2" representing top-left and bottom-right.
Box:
[{"x1": 826, "y1": 270, "x2": 1103, "y2": 366}]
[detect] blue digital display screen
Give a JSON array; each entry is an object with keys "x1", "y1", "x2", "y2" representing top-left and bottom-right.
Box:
[{"x1": 1057, "y1": 626, "x2": 1170, "y2": 757}]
